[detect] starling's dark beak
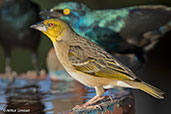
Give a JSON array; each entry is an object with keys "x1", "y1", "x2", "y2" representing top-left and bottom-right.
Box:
[
  {"x1": 30, "y1": 22, "x2": 47, "y2": 32},
  {"x1": 39, "y1": 9, "x2": 63, "y2": 18}
]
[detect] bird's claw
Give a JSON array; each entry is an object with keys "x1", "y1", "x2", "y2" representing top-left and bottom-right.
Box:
[
  {"x1": 73, "y1": 105, "x2": 80, "y2": 110},
  {"x1": 107, "y1": 96, "x2": 114, "y2": 101},
  {"x1": 95, "y1": 105, "x2": 103, "y2": 110},
  {"x1": 25, "y1": 69, "x2": 47, "y2": 79},
  {"x1": 73, "y1": 104, "x2": 103, "y2": 111}
]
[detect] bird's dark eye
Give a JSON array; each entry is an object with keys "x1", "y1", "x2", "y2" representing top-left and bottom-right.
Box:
[{"x1": 48, "y1": 23, "x2": 55, "y2": 27}]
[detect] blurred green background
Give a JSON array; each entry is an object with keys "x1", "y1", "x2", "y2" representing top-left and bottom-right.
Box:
[{"x1": 0, "y1": 0, "x2": 171, "y2": 114}]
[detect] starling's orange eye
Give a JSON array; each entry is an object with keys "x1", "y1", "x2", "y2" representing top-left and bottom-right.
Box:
[
  {"x1": 48, "y1": 23, "x2": 55, "y2": 27},
  {"x1": 63, "y1": 8, "x2": 70, "y2": 15}
]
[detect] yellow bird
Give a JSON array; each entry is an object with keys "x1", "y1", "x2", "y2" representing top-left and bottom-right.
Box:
[{"x1": 31, "y1": 19, "x2": 164, "y2": 109}]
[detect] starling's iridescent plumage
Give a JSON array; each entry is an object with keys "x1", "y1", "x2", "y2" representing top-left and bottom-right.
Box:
[
  {"x1": 0, "y1": 0, "x2": 41, "y2": 72},
  {"x1": 40, "y1": 2, "x2": 171, "y2": 63}
]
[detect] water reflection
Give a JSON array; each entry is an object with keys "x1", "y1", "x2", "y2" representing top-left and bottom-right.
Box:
[{"x1": 0, "y1": 76, "x2": 86, "y2": 114}]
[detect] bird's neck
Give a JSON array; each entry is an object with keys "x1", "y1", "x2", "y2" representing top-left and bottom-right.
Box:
[
  {"x1": 53, "y1": 41, "x2": 71, "y2": 69},
  {"x1": 52, "y1": 29, "x2": 78, "y2": 69}
]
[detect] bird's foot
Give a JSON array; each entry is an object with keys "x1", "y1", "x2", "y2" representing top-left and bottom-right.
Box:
[
  {"x1": 5, "y1": 65, "x2": 12, "y2": 74},
  {"x1": 24, "y1": 69, "x2": 47, "y2": 79},
  {"x1": 73, "y1": 104, "x2": 103, "y2": 111},
  {"x1": 5, "y1": 66, "x2": 17, "y2": 78},
  {"x1": 73, "y1": 96, "x2": 112, "y2": 110}
]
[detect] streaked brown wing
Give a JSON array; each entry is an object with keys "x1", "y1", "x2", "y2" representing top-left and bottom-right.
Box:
[{"x1": 68, "y1": 44, "x2": 137, "y2": 81}]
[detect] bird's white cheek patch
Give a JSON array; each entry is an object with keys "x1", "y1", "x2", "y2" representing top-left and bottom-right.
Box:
[{"x1": 116, "y1": 81, "x2": 133, "y2": 88}]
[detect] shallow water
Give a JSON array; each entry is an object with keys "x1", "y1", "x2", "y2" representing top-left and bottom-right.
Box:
[
  {"x1": 0, "y1": 76, "x2": 89, "y2": 114},
  {"x1": 0, "y1": 76, "x2": 133, "y2": 114}
]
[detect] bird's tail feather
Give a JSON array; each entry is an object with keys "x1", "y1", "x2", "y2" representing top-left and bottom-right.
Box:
[{"x1": 125, "y1": 81, "x2": 164, "y2": 99}]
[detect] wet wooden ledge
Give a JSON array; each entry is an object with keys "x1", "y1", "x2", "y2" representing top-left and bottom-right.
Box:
[{"x1": 59, "y1": 89, "x2": 135, "y2": 114}]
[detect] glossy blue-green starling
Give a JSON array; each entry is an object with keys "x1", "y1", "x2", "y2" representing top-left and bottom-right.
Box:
[
  {"x1": 0, "y1": 0, "x2": 41, "y2": 73},
  {"x1": 40, "y1": 2, "x2": 171, "y2": 64}
]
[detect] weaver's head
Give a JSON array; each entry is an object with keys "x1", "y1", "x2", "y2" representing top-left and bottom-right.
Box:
[{"x1": 31, "y1": 19, "x2": 71, "y2": 43}]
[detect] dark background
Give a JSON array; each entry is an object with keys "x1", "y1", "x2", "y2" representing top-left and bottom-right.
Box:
[{"x1": 0, "y1": 0, "x2": 171, "y2": 114}]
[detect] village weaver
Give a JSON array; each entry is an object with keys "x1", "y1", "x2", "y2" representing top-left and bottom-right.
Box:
[{"x1": 31, "y1": 19, "x2": 164, "y2": 109}]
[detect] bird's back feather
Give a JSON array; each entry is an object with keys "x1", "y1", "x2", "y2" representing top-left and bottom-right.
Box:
[{"x1": 68, "y1": 35, "x2": 137, "y2": 81}]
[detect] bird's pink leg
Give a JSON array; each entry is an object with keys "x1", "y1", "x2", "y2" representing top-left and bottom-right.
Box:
[
  {"x1": 73, "y1": 95, "x2": 107, "y2": 110},
  {"x1": 73, "y1": 86, "x2": 107, "y2": 110}
]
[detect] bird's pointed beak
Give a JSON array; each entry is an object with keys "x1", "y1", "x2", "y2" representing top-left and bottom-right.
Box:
[
  {"x1": 30, "y1": 22, "x2": 47, "y2": 32},
  {"x1": 39, "y1": 8, "x2": 63, "y2": 18}
]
